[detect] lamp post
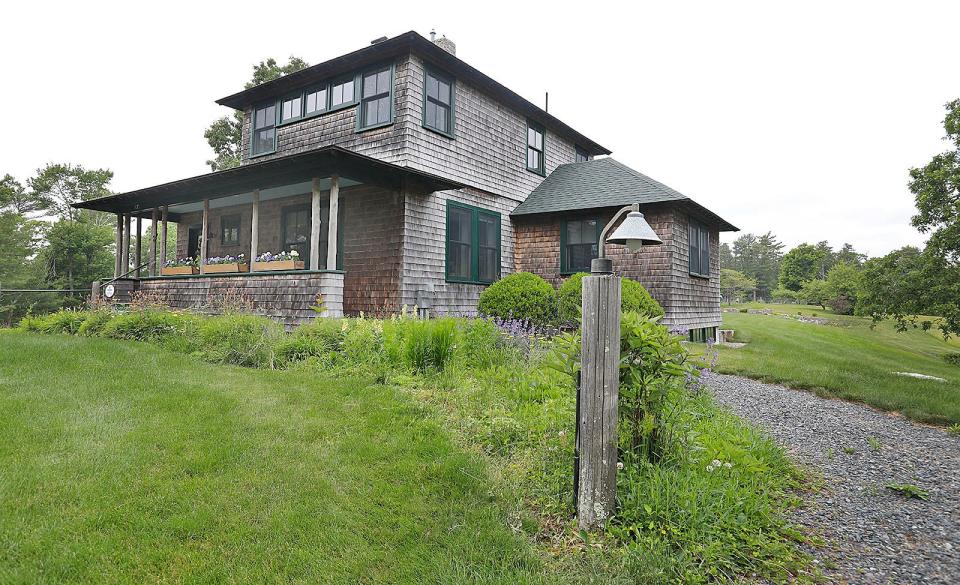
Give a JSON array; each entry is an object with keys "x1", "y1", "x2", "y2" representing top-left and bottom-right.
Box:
[{"x1": 576, "y1": 203, "x2": 662, "y2": 531}]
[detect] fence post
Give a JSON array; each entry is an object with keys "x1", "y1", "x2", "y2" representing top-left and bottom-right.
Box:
[{"x1": 576, "y1": 273, "x2": 621, "y2": 531}]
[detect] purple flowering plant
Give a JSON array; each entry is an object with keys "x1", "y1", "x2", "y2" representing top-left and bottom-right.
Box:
[
  {"x1": 164, "y1": 257, "x2": 197, "y2": 268},
  {"x1": 204, "y1": 254, "x2": 246, "y2": 265},
  {"x1": 255, "y1": 250, "x2": 300, "y2": 262}
]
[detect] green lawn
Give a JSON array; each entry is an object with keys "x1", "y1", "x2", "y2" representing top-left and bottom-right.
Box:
[
  {"x1": 704, "y1": 305, "x2": 960, "y2": 425},
  {"x1": 0, "y1": 331, "x2": 563, "y2": 583}
]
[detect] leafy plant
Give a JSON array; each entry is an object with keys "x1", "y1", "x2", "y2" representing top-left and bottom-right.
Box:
[
  {"x1": 867, "y1": 436, "x2": 882, "y2": 452},
  {"x1": 477, "y1": 272, "x2": 556, "y2": 326},
  {"x1": 618, "y1": 312, "x2": 690, "y2": 463},
  {"x1": 885, "y1": 483, "x2": 929, "y2": 500},
  {"x1": 947, "y1": 423, "x2": 960, "y2": 436},
  {"x1": 842, "y1": 446, "x2": 856, "y2": 455},
  {"x1": 943, "y1": 352, "x2": 960, "y2": 367}
]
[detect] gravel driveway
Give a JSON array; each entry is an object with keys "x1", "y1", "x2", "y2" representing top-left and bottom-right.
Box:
[{"x1": 705, "y1": 372, "x2": 960, "y2": 584}]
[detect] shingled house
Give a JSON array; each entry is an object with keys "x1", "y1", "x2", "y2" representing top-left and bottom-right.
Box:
[{"x1": 76, "y1": 31, "x2": 736, "y2": 339}]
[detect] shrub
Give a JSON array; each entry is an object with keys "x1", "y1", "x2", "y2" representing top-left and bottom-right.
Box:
[
  {"x1": 101, "y1": 309, "x2": 201, "y2": 348},
  {"x1": 943, "y1": 352, "x2": 960, "y2": 367},
  {"x1": 478, "y1": 272, "x2": 557, "y2": 326},
  {"x1": 622, "y1": 278, "x2": 665, "y2": 319},
  {"x1": 199, "y1": 314, "x2": 281, "y2": 368},
  {"x1": 457, "y1": 318, "x2": 509, "y2": 369},
  {"x1": 557, "y1": 273, "x2": 663, "y2": 325},
  {"x1": 77, "y1": 310, "x2": 116, "y2": 336},
  {"x1": 274, "y1": 318, "x2": 345, "y2": 368},
  {"x1": 20, "y1": 310, "x2": 89, "y2": 335}
]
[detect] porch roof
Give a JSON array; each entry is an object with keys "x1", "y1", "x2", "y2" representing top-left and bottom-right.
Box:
[{"x1": 72, "y1": 146, "x2": 465, "y2": 216}]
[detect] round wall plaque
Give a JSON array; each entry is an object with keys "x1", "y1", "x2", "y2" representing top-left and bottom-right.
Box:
[{"x1": 103, "y1": 284, "x2": 116, "y2": 298}]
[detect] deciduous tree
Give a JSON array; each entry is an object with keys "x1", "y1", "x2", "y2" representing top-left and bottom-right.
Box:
[{"x1": 204, "y1": 56, "x2": 309, "y2": 171}]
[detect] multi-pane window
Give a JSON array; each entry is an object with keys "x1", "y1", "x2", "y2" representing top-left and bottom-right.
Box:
[
  {"x1": 562, "y1": 218, "x2": 599, "y2": 274},
  {"x1": 220, "y1": 214, "x2": 241, "y2": 246},
  {"x1": 283, "y1": 206, "x2": 312, "y2": 262},
  {"x1": 360, "y1": 66, "x2": 392, "y2": 128},
  {"x1": 688, "y1": 219, "x2": 711, "y2": 277},
  {"x1": 304, "y1": 86, "x2": 327, "y2": 116},
  {"x1": 446, "y1": 202, "x2": 500, "y2": 284},
  {"x1": 575, "y1": 147, "x2": 590, "y2": 163},
  {"x1": 526, "y1": 122, "x2": 545, "y2": 175},
  {"x1": 330, "y1": 77, "x2": 355, "y2": 109},
  {"x1": 251, "y1": 103, "x2": 277, "y2": 156},
  {"x1": 424, "y1": 69, "x2": 453, "y2": 135},
  {"x1": 280, "y1": 94, "x2": 302, "y2": 123}
]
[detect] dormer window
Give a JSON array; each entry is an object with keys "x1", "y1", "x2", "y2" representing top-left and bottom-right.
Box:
[
  {"x1": 423, "y1": 68, "x2": 454, "y2": 137},
  {"x1": 526, "y1": 121, "x2": 545, "y2": 176},
  {"x1": 251, "y1": 103, "x2": 277, "y2": 156},
  {"x1": 359, "y1": 65, "x2": 393, "y2": 129},
  {"x1": 280, "y1": 94, "x2": 302, "y2": 124},
  {"x1": 575, "y1": 147, "x2": 590, "y2": 163},
  {"x1": 330, "y1": 77, "x2": 355, "y2": 109}
]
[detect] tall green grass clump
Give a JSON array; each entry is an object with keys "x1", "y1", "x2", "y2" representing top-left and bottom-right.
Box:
[
  {"x1": 18, "y1": 309, "x2": 88, "y2": 335},
  {"x1": 199, "y1": 314, "x2": 282, "y2": 368},
  {"x1": 101, "y1": 309, "x2": 202, "y2": 351},
  {"x1": 401, "y1": 318, "x2": 456, "y2": 373},
  {"x1": 273, "y1": 318, "x2": 344, "y2": 368}
]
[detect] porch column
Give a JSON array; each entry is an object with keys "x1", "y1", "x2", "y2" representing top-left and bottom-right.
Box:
[
  {"x1": 149, "y1": 208, "x2": 158, "y2": 276},
  {"x1": 327, "y1": 175, "x2": 340, "y2": 271},
  {"x1": 250, "y1": 190, "x2": 260, "y2": 270},
  {"x1": 134, "y1": 215, "x2": 142, "y2": 277},
  {"x1": 114, "y1": 213, "x2": 123, "y2": 277},
  {"x1": 121, "y1": 214, "x2": 131, "y2": 275},
  {"x1": 160, "y1": 206, "x2": 169, "y2": 270},
  {"x1": 199, "y1": 199, "x2": 209, "y2": 274},
  {"x1": 310, "y1": 178, "x2": 321, "y2": 270}
]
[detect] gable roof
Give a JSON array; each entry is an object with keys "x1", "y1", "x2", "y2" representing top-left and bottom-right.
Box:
[
  {"x1": 214, "y1": 31, "x2": 610, "y2": 156},
  {"x1": 511, "y1": 158, "x2": 738, "y2": 231}
]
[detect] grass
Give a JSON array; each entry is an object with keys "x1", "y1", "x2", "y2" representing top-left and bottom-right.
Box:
[
  {"x1": 702, "y1": 304, "x2": 960, "y2": 425},
  {"x1": 0, "y1": 331, "x2": 561, "y2": 583}
]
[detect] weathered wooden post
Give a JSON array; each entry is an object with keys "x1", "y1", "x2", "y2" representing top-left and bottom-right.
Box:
[
  {"x1": 574, "y1": 202, "x2": 662, "y2": 532},
  {"x1": 577, "y1": 272, "x2": 621, "y2": 531}
]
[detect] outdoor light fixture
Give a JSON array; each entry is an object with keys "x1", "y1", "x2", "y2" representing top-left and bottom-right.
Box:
[{"x1": 590, "y1": 203, "x2": 663, "y2": 274}]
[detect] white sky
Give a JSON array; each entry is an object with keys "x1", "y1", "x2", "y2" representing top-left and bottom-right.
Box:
[{"x1": 2, "y1": 0, "x2": 957, "y2": 257}]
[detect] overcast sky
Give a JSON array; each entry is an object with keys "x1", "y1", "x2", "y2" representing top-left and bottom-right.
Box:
[{"x1": 2, "y1": 1, "x2": 957, "y2": 256}]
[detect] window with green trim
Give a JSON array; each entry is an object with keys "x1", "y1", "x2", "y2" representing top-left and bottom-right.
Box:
[
  {"x1": 330, "y1": 76, "x2": 355, "y2": 109},
  {"x1": 688, "y1": 219, "x2": 711, "y2": 277},
  {"x1": 561, "y1": 217, "x2": 599, "y2": 274},
  {"x1": 359, "y1": 66, "x2": 393, "y2": 129},
  {"x1": 304, "y1": 86, "x2": 327, "y2": 116},
  {"x1": 220, "y1": 214, "x2": 241, "y2": 246},
  {"x1": 445, "y1": 201, "x2": 500, "y2": 284},
  {"x1": 251, "y1": 103, "x2": 277, "y2": 156},
  {"x1": 280, "y1": 93, "x2": 302, "y2": 124},
  {"x1": 424, "y1": 68, "x2": 454, "y2": 136},
  {"x1": 526, "y1": 121, "x2": 545, "y2": 175}
]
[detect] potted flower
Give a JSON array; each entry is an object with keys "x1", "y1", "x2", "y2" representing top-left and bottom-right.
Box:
[
  {"x1": 161, "y1": 257, "x2": 198, "y2": 276},
  {"x1": 203, "y1": 254, "x2": 249, "y2": 273},
  {"x1": 253, "y1": 250, "x2": 304, "y2": 271}
]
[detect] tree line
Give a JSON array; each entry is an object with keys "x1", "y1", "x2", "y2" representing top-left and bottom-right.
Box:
[
  {"x1": 0, "y1": 57, "x2": 309, "y2": 326},
  {"x1": 721, "y1": 98, "x2": 960, "y2": 337}
]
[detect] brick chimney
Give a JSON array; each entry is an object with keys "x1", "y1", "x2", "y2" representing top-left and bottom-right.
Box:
[{"x1": 433, "y1": 35, "x2": 456, "y2": 56}]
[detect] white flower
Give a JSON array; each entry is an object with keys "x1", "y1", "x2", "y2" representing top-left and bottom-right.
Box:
[
  {"x1": 712, "y1": 459, "x2": 722, "y2": 468},
  {"x1": 706, "y1": 464, "x2": 716, "y2": 472},
  {"x1": 723, "y1": 462, "x2": 732, "y2": 469},
  {"x1": 616, "y1": 462, "x2": 624, "y2": 470},
  {"x1": 290, "y1": 250, "x2": 299, "y2": 257}
]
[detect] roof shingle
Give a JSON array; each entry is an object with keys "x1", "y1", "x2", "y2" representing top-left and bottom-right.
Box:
[{"x1": 511, "y1": 158, "x2": 738, "y2": 231}]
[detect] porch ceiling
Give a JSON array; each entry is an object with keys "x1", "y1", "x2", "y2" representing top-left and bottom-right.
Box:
[{"x1": 73, "y1": 146, "x2": 465, "y2": 215}]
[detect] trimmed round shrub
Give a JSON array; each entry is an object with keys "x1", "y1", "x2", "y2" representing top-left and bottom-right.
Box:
[
  {"x1": 557, "y1": 273, "x2": 664, "y2": 325},
  {"x1": 621, "y1": 278, "x2": 664, "y2": 319},
  {"x1": 477, "y1": 272, "x2": 557, "y2": 326}
]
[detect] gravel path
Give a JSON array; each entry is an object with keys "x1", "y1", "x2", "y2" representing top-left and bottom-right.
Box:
[{"x1": 705, "y1": 372, "x2": 960, "y2": 584}]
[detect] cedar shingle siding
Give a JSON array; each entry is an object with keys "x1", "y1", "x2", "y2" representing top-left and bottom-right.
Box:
[{"x1": 86, "y1": 32, "x2": 733, "y2": 331}]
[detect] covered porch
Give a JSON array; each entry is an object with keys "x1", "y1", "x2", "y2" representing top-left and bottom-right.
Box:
[{"x1": 75, "y1": 147, "x2": 462, "y2": 324}]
